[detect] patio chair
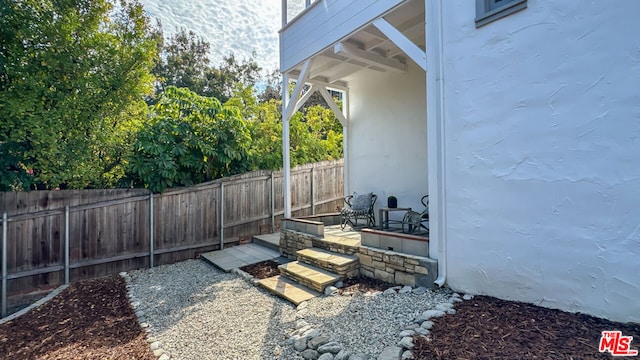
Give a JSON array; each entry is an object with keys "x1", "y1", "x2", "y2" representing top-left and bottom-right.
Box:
[
  {"x1": 340, "y1": 192, "x2": 377, "y2": 229},
  {"x1": 401, "y1": 195, "x2": 429, "y2": 235}
]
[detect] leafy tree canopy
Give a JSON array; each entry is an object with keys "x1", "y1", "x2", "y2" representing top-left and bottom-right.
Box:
[
  {"x1": 128, "y1": 86, "x2": 251, "y2": 192},
  {"x1": 0, "y1": 0, "x2": 158, "y2": 190},
  {"x1": 152, "y1": 28, "x2": 262, "y2": 103}
]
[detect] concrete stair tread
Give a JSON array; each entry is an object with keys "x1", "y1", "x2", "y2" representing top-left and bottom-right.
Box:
[
  {"x1": 252, "y1": 233, "x2": 280, "y2": 251},
  {"x1": 297, "y1": 247, "x2": 358, "y2": 266},
  {"x1": 279, "y1": 261, "x2": 342, "y2": 287},
  {"x1": 258, "y1": 275, "x2": 320, "y2": 305},
  {"x1": 321, "y1": 234, "x2": 361, "y2": 247}
]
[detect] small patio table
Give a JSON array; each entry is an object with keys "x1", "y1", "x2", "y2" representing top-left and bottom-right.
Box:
[{"x1": 379, "y1": 207, "x2": 412, "y2": 230}]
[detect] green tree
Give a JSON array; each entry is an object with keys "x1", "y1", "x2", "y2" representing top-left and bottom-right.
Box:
[
  {"x1": 128, "y1": 86, "x2": 251, "y2": 192},
  {"x1": 0, "y1": 0, "x2": 158, "y2": 190},
  {"x1": 152, "y1": 28, "x2": 263, "y2": 104},
  {"x1": 152, "y1": 27, "x2": 210, "y2": 98}
]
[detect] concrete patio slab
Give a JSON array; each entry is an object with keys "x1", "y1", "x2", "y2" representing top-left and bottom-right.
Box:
[{"x1": 201, "y1": 243, "x2": 281, "y2": 272}]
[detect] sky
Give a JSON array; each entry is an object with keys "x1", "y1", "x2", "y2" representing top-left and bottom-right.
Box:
[{"x1": 138, "y1": 0, "x2": 306, "y2": 73}]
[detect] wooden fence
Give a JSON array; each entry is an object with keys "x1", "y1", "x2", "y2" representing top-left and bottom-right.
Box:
[{"x1": 0, "y1": 159, "x2": 343, "y2": 316}]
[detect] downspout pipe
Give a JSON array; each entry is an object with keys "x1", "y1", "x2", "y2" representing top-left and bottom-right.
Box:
[{"x1": 426, "y1": 0, "x2": 447, "y2": 287}]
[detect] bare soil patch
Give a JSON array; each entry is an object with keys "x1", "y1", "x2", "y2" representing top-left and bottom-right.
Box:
[{"x1": 0, "y1": 275, "x2": 154, "y2": 360}]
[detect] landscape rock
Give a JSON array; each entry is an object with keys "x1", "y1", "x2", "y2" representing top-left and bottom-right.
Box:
[
  {"x1": 334, "y1": 350, "x2": 350, "y2": 360},
  {"x1": 318, "y1": 353, "x2": 335, "y2": 360},
  {"x1": 399, "y1": 330, "x2": 415, "y2": 337},
  {"x1": 301, "y1": 349, "x2": 320, "y2": 360},
  {"x1": 308, "y1": 335, "x2": 331, "y2": 350},
  {"x1": 412, "y1": 287, "x2": 427, "y2": 295},
  {"x1": 422, "y1": 310, "x2": 445, "y2": 319},
  {"x1": 383, "y1": 288, "x2": 397, "y2": 295},
  {"x1": 398, "y1": 286, "x2": 413, "y2": 294},
  {"x1": 325, "y1": 286, "x2": 338, "y2": 296},
  {"x1": 402, "y1": 350, "x2": 414, "y2": 359},
  {"x1": 294, "y1": 337, "x2": 309, "y2": 352},
  {"x1": 463, "y1": 294, "x2": 474, "y2": 300},
  {"x1": 317, "y1": 341, "x2": 343, "y2": 354},
  {"x1": 377, "y1": 346, "x2": 403, "y2": 360},
  {"x1": 414, "y1": 327, "x2": 429, "y2": 336},
  {"x1": 421, "y1": 321, "x2": 434, "y2": 329},
  {"x1": 398, "y1": 336, "x2": 414, "y2": 349}
]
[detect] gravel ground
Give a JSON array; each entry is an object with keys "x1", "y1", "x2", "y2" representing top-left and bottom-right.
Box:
[{"x1": 127, "y1": 259, "x2": 452, "y2": 360}]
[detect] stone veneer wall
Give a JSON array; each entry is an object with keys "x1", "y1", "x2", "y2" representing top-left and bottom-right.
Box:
[
  {"x1": 279, "y1": 218, "x2": 324, "y2": 259},
  {"x1": 280, "y1": 230, "x2": 317, "y2": 259},
  {"x1": 280, "y1": 217, "x2": 438, "y2": 288},
  {"x1": 358, "y1": 245, "x2": 438, "y2": 288}
]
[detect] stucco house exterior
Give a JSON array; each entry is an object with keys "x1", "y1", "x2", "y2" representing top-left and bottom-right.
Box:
[{"x1": 278, "y1": 0, "x2": 640, "y2": 323}]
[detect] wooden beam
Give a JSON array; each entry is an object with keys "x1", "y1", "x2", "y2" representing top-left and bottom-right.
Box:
[
  {"x1": 292, "y1": 84, "x2": 317, "y2": 114},
  {"x1": 309, "y1": 61, "x2": 339, "y2": 79},
  {"x1": 318, "y1": 87, "x2": 348, "y2": 127},
  {"x1": 284, "y1": 59, "x2": 312, "y2": 121},
  {"x1": 334, "y1": 42, "x2": 407, "y2": 72},
  {"x1": 373, "y1": 18, "x2": 426, "y2": 71}
]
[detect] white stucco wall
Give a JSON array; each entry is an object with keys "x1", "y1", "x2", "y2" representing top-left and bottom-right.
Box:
[
  {"x1": 437, "y1": 0, "x2": 640, "y2": 322},
  {"x1": 346, "y1": 62, "x2": 428, "y2": 223}
]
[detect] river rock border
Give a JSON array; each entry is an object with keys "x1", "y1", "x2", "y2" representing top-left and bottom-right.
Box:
[
  {"x1": 120, "y1": 272, "x2": 170, "y2": 360},
  {"x1": 285, "y1": 284, "x2": 469, "y2": 360}
]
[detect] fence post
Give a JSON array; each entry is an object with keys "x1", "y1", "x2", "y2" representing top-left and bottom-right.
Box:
[
  {"x1": 2, "y1": 212, "x2": 7, "y2": 318},
  {"x1": 149, "y1": 193, "x2": 154, "y2": 268},
  {"x1": 220, "y1": 182, "x2": 225, "y2": 250},
  {"x1": 310, "y1": 167, "x2": 315, "y2": 215},
  {"x1": 270, "y1": 172, "x2": 275, "y2": 233},
  {"x1": 64, "y1": 206, "x2": 69, "y2": 285}
]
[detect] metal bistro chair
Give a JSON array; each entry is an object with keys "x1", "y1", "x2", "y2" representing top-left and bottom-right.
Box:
[
  {"x1": 340, "y1": 193, "x2": 377, "y2": 229},
  {"x1": 402, "y1": 195, "x2": 429, "y2": 235}
]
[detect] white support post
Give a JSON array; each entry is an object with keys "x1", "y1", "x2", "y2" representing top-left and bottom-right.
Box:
[
  {"x1": 2, "y1": 212, "x2": 7, "y2": 318},
  {"x1": 64, "y1": 206, "x2": 69, "y2": 285},
  {"x1": 282, "y1": 72, "x2": 292, "y2": 219},
  {"x1": 270, "y1": 172, "x2": 275, "y2": 232},
  {"x1": 283, "y1": 59, "x2": 312, "y2": 219},
  {"x1": 342, "y1": 88, "x2": 350, "y2": 196},
  {"x1": 373, "y1": 18, "x2": 427, "y2": 71},
  {"x1": 149, "y1": 194, "x2": 154, "y2": 268}
]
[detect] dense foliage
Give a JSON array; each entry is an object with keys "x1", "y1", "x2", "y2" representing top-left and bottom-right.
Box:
[
  {"x1": 0, "y1": 0, "x2": 343, "y2": 192},
  {"x1": 0, "y1": 0, "x2": 157, "y2": 190},
  {"x1": 129, "y1": 87, "x2": 250, "y2": 192}
]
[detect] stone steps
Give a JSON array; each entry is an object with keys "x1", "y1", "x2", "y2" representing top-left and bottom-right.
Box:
[
  {"x1": 278, "y1": 261, "x2": 343, "y2": 293},
  {"x1": 312, "y1": 235, "x2": 361, "y2": 255},
  {"x1": 258, "y1": 275, "x2": 321, "y2": 305},
  {"x1": 296, "y1": 247, "x2": 359, "y2": 278},
  {"x1": 252, "y1": 233, "x2": 280, "y2": 251}
]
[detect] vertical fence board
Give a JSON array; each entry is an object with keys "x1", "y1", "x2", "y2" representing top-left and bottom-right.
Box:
[{"x1": 0, "y1": 160, "x2": 343, "y2": 299}]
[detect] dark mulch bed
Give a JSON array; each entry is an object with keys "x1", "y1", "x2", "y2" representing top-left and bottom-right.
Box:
[
  {"x1": 413, "y1": 295, "x2": 640, "y2": 360},
  {"x1": 336, "y1": 275, "x2": 395, "y2": 294},
  {"x1": 240, "y1": 260, "x2": 281, "y2": 279},
  {"x1": 0, "y1": 275, "x2": 155, "y2": 360},
  {"x1": 3, "y1": 264, "x2": 637, "y2": 360}
]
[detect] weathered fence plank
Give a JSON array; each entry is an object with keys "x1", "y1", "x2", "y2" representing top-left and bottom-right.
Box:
[{"x1": 0, "y1": 159, "x2": 343, "y2": 303}]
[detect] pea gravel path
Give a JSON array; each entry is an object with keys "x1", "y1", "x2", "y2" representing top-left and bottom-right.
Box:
[{"x1": 127, "y1": 259, "x2": 452, "y2": 360}]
